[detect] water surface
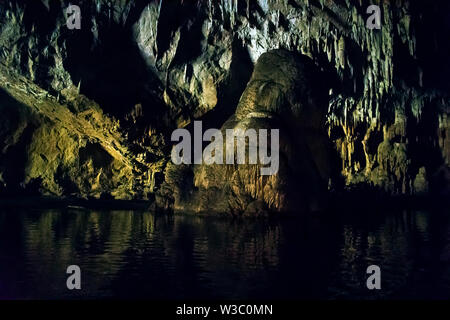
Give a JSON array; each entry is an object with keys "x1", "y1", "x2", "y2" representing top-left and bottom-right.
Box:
[{"x1": 0, "y1": 208, "x2": 449, "y2": 299}]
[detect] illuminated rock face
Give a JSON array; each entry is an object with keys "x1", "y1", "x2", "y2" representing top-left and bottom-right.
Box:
[
  {"x1": 0, "y1": 1, "x2": 449, "y2": 207},
  {"x1": 0, "y1": 70, "x2": 138, "y2": 199},
  {"x1": 158, "y1": 50, "x2": 330, "y2": 215}
]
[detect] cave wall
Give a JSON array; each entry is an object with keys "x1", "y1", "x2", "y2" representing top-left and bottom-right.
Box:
[{"x1": 0, "y1": 0, "x2": 449, "y2": 204}]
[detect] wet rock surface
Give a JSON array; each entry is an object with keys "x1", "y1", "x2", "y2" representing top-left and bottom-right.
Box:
[{"x1": 0, "y1": 0, "x2": 449, "y2": 213}]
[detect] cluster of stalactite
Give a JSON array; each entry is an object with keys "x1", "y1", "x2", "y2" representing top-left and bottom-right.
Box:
[{"x1": 0, "y1": 0, "x2": 448, "y2": 201}]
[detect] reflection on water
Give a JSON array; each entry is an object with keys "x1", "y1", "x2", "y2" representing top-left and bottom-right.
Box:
[{"x1": 0, "y1": 209, "x2": 449, "y2": 299}]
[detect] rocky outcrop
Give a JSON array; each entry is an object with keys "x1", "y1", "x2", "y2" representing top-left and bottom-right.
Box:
[
  {"x1": 158, "y1": 50, "x2": 330, "y2": 215},
  {"x1": 0, "y1": 66, "x2": 144, "y2": 199},
  {"x1": 0, "y1": 0, "x2": 449, "y2": 211}
]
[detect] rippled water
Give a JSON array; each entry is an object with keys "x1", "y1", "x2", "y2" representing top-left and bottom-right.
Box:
[{"x1": 0, "y1": 208, "x2": 449, "y2": 299}]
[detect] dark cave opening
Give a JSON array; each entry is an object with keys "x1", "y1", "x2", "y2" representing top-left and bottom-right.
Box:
[
  {"x1": 1, "y1": 0, "x2": 450, "y2": 304},
  {"x1": 410, "y1": 1, "x2": 450, "y2": 91},
  {"x1": 63, "y1": 22, "x2": 152, "y2": 118},
  {"x1": 406, "y1": 98, "x2": 446, "y2": 190}
]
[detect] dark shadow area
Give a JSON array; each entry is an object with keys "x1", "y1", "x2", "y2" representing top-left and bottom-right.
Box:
[
  {"x1": 63, "y1": 20, "x2": 156, "y2": 119},
  {"x1": 0, "y1": 89, "x2": 37, "y2": 196},
  {"x1": 411, "y1": 1, "x2": 450, "y2": 92},
  {"x1": 406, "y1": 98, "x2": 447, "y2": 191}
]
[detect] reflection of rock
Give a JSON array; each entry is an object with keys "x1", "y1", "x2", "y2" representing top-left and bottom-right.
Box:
[{"x1": 158, "y1": 50, "x2": 331, "y2": 215}]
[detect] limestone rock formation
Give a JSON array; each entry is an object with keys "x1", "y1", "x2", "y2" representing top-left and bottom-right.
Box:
[
  {"x1": 158, "y1": 50, "x2": 331, "y2": 215},
  {"x1": 0, "y1": 0, "x2": 448, "y2": 210},
  {"x1": 0, "y1": 66, "x2": 141, "y2": 199}
]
